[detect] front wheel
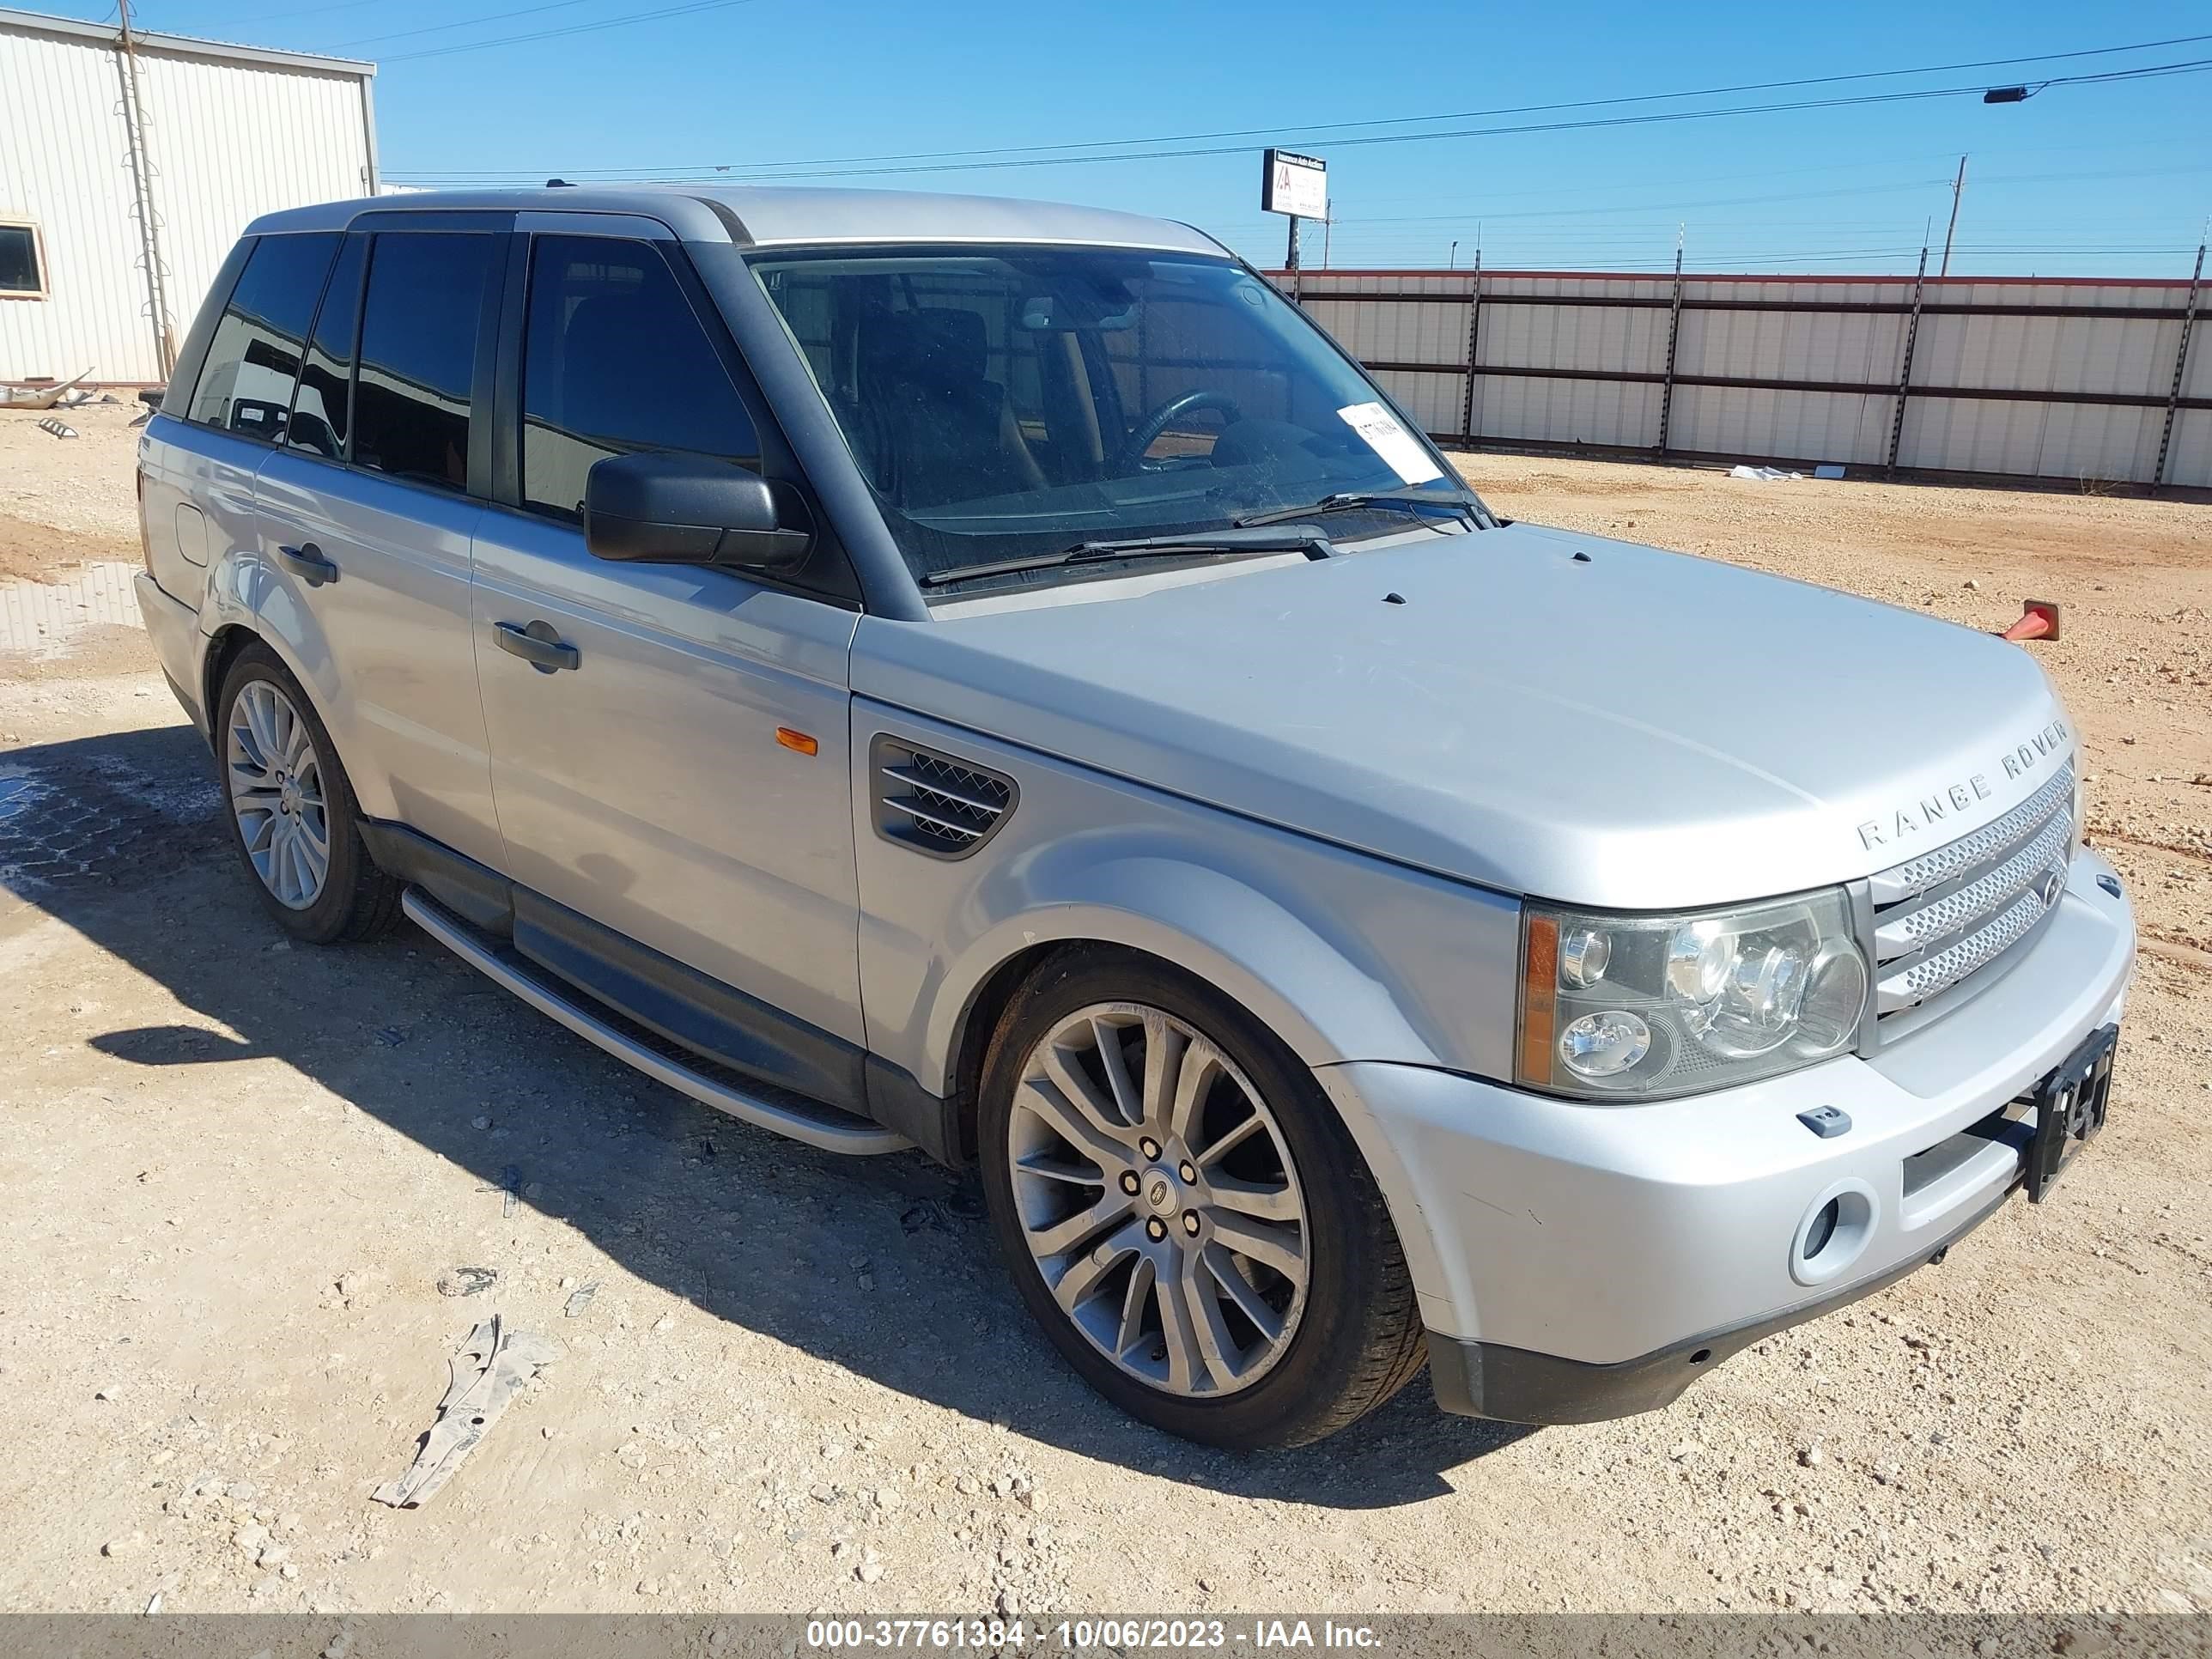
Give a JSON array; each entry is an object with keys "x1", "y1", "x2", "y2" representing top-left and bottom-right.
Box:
[{"x1": 978, "y1": 948, "x2": 1426, "y2": 1448}]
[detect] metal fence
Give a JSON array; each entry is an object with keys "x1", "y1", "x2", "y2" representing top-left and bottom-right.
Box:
[{"x1": 1276, "y1": 259, "x2": 2210, "y2": 489}]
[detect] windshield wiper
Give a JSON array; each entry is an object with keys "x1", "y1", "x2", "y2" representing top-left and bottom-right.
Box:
[
  {"x1": 919, "y1": 526, "x2": 1333, "y2": 589},
  {"x1": 1233, "y1": 488, "x2": 1486, "y2": 530}
]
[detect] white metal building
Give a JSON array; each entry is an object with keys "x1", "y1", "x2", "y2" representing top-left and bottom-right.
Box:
[{"x1": 0, "y1": 7, "x2": 375, "y2": 386}]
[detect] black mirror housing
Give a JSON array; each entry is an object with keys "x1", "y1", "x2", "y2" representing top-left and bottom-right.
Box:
[{"x1": 584, "y1": 453, "x2": 815, "y2": 573}]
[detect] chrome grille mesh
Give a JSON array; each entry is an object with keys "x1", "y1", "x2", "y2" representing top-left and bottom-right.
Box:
[
  {"x1": 1869, "y1": 764, "x2": 2073, "y2": 904},
  {"x1": 1874, "y1": 808, "x2": 2074, "y2": 957},
  {"x1": 1888, "y1": 889, "x2": 2048, "y2": 1004},
  {"x1": 1870, "y1": 761, "x2": 2074, "y2": 1023}
]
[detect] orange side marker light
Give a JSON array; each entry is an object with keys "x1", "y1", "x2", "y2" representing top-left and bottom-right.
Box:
[
  {"x1": 1517, "y1": 914, "x2": 1559, "y2": 1087},
  {"x1": 775, "y1": 727, "x2": 819, "y2": 757}
]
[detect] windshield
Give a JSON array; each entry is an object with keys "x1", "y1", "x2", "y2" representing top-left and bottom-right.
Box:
[{"x1": 748, "y1": 245, "x2": 1480, "y2": 591}]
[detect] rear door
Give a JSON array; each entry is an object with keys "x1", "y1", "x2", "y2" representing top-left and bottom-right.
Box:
[
  {"x1": 142, "y1": 233, "x2": 336, "y2": 625},
  {"x1": 252, "y1": 220, "x2": 507, "y2": 871},
  {"x1": 468, "y1": 221, "x2": 866, "y2": 1091}
]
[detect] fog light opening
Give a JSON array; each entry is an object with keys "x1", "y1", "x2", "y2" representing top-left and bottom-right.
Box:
[{"x1": 1790, "y1": 1180, "x2": 1877, "y2": 1288}]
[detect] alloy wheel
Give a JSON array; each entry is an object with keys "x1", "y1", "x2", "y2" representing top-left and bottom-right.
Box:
[
  {"x1": 1006, "y1": 1002, "x2": 1309, "y2": 1397},
  {"x1": 226, "y1": 679, "x2": 331, "y2": 909}
]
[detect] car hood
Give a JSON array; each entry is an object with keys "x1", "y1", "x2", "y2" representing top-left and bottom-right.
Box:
[{"x1": 852, "y1": 524, "x2": 2076, "y2": 908}]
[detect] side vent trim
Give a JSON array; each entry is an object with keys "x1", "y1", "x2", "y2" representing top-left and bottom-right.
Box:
[{"x1": 872, "y1": 734, "x2": 1016, "y2": 860}]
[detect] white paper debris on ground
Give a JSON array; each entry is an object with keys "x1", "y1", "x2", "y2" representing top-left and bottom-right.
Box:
[
  {"x1": 1729, "y1": 465, "x2": 1802, "y2": 483},
  {"x1": 1814, "y1": 464, "x2": 1845, "y2": 479}
]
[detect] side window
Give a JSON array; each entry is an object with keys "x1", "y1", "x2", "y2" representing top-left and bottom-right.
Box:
[
  {"x1": 352, "y1": 231, "x2": 497, "y2": 494},
  {"x1": 284, "y1": 234, "x2": 366, "y2": 461},
  {"x1": 185, "y1": 233, "x2": 339, "y2": 440},
  {"x1": 521, "y1": 235, "x2": 759, "y2": 522}
]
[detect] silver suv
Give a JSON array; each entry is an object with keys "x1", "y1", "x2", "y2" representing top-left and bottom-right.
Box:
[{"x1": 136, "y1": 186, "x2": 2136, "y2": 1449}]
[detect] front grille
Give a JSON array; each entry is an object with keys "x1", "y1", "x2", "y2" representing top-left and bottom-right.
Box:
[
  {"x1": 1869, "y1": 762, "x2": 2074, "y2": 1025},
  {"x1": 872, "y1": 736, "x2": 1015, "y2": 860}
]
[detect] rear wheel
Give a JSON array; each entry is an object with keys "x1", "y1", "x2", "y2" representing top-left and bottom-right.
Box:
[
  {"x1": 216, "y1": 645, "x2": 400, "y2": 944},
  {"x1": 978, "y1": 948, "x2": 1426, "y2": 1448}
]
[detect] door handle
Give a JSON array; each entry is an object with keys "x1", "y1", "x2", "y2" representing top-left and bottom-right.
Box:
[
  {"x1": 276, "y1": 542, "x2": 338, "y2": 586},
  {"x1": 494, "y1": 620, "x2": 580, "y2": 672}
]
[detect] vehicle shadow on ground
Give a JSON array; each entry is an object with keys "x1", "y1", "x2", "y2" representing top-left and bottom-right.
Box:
[{"x1": 3, "y1": 721, "x2": 1534, "y2": 1509}]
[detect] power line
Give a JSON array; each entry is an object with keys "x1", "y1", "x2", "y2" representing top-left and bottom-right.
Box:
[
  {"x1": 1206, "y1": 141, "x2": 2197, "y2": 220},
  {"x1": 1297, "y1": 161, "x2": 2212, "y2": 232},
  {"x1": 378, "y1": 0, "x2": 762, "y2": 62},
  {"x1": 386, "y1": 58, "x2": 2212, "y2": 185},
  {"x1": 752, "y1": 60, "x2": 2212, "y2": 182},
  {"x1": 333, "y1": 0, "x2": 611, "y2": 49},
  {"x1": 384, "y1": 30, "x2": 2212, "y2": 176},
  {"x1": 189, "y1": 0, "x2": 384, "y2": 22},
  {"x1": 1300, "y1": 246, "x2": 2203, "y2": 273}
]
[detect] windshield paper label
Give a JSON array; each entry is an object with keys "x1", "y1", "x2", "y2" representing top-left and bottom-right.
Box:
[{"x1": 1336, "y1": 401, "x2": 1443, "y2": 485}]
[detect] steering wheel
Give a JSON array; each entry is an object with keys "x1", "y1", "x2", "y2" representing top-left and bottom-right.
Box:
[{"x1": 1117, "y1": 388, "x2": 1245, "y2": 469}]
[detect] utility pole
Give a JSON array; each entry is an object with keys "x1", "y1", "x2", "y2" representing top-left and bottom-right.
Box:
[
  {"x1": 1938, "y1": 155, "x2": 1967, "y2": 280},
  {"x1": 115, "y1": 0, "x2": 175, "y2": 379}
]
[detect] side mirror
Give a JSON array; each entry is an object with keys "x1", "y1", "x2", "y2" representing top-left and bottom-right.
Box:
[{"x1": 583, "y1": 453, "x2": 815, "y2": 573}]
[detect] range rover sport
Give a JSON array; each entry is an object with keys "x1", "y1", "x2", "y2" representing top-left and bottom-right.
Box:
[{"x1": 134, "y1": 185, "x2": 2136, "y2": 1448}]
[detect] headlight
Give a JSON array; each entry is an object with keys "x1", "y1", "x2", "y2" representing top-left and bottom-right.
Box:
[{"x1": 1517, "y1": 889, "x2": 1869, "y2": 1101}]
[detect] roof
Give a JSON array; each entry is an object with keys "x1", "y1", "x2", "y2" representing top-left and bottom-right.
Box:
[
  {"x1": 246, "y1": 184, "x2": 1228, "y2": 255},
  {"x1": 0, "y1": 5, "x2": 374, "y2": 76}
]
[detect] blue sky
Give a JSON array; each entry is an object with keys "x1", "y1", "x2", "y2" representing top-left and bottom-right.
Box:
[{"x1": 61, "y1": 0, "x2": 2212, "y2": 276}]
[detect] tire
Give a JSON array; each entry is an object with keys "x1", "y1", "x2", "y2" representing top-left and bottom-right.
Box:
[
  {"x1": 978, "y1": 946, "x2": 1426, "y2": 1449},
  {"x1": 215, "y1": 643, "x2": 401, "y2": 945}
]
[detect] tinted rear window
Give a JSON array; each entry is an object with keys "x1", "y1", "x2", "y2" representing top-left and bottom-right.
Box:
[
  {"x1": 351, "y1": 232, "x2": 497, "y2": 493},
  {"x1": 285, "y1": 234, "x2": 366, "y2": 461},
  {"x1": 185, "y1": 234, "x2": 340, "y2": 440}
]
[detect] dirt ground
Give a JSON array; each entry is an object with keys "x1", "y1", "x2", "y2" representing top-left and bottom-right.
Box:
[{"x1": 2, "y1": 403, "x2": 2209, "y2": 1621}]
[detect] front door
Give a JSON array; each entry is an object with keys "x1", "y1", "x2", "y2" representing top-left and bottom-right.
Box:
[{"x1": 470, "y1": 228, "x2": 865, "y2": 1090}]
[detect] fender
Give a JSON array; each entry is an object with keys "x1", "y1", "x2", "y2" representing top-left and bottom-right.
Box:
[
  {"x1": 854, "y1": 700, "x2": 1523, "y2": 1097},
  {"x1": 913, "y1": 852, "x2": 1460, "y2": 1329},
  {"x1": 924, "y1": 853, "x2": 1432, "y2": 1088}
]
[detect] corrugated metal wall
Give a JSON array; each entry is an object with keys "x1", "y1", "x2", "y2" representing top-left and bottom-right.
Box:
[
  {"x1": 0, "y1": 20, "x2": 371, "y2": 385},
  {"x1": 1286, "y1": 266, "x2": 2209, "y2": 489}
]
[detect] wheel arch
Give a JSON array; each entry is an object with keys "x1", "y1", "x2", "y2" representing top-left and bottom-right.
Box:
[
  {"x1": 930, "y1": 872, "x2": 1421, "y2": 1097},
  {"x1": 201, "y1": 621, "x2": 263, "y2": 733},
  {"x1": 926, "y1": 863, "x2": 1449, "y2": 1307}
]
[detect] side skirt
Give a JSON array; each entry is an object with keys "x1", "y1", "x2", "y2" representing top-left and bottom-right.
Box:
[
  {"x1": 362, "y1": 818, "x2": 957, "y2": 1160},
  {"x1": 402, "y1": 889, "x2": 908, "y2": 1155}
]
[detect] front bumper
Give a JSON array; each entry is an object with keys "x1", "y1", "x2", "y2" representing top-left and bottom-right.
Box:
[{"x1": 1319, "y1": 848, "x2": 2136, "y2": 1425}]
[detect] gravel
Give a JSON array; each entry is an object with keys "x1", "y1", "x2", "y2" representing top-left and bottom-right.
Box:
[{"x1": 0, "y1": 442, "x2": 2206, "y2": 1617}]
